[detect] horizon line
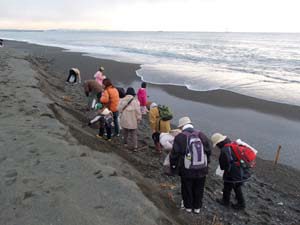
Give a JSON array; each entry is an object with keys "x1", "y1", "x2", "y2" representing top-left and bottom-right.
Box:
[{"x1": 1, "y1": 28, "x2": 300, "y2": 34}]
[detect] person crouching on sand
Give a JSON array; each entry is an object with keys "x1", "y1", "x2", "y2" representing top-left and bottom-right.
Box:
[
  {"x1": 137, "y1": 82, "x2": 148, "y2": 115},
  {"x1": 88, "y1": 104, "x2": 113, "y2": 141},
  {"x1": 148, "y1": 102, "x2": 171, "y2": 153},
  {"x1": 118, "y1": 87, "x2": 142, "y2": 151},
  {"x1": 100, "y1": 78, "x2": 120, "y2": 136},
  {"x1": 211, "y1": 133, "x2": 251, "y2": 210},
  {"x1": 170, "y1": 117, "x2": 211, "y2": 214},
  {"x1": 84, "y1": 80, "x2": 103, "y2": 110},
  {"x1": 94, "y1": 66, "x2": 106, "y2": 86},
  {"x1": 66, "y1": 68, "x2": 81, "y2": 84}
]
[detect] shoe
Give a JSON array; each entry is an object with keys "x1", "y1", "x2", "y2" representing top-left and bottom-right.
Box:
[
  {"x1": 124, "y1": 144, "x2": 128, "y2": 148},
  {"x1": 185, "y1": 208, "x2": 192, "y2": 213},
  {"x1": 180, "y1": 200, "x2": 185, "y2": 209},
  {"x1": 106, "y1": 138, "x2": 112, "y2": 142},
  {"x1": 231, "y1": 203, "x2": 245, "y2": 210},
  {"x1": 216, "y1": 198, "x2": 230, "y2": 207},
  {"x1": 193, "y1": 209, "x2": 200, "y2": 214},
  {"x1": 113, "y1": 133, "x2": 120, "y2": 137},
  {"x1": 96, "y1": 134, "x2": 103, "y2": 139}
]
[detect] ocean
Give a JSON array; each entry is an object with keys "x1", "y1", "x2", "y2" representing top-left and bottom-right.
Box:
[{"x1": 1, "y1": 30, "x2": 300, "y2": 106}]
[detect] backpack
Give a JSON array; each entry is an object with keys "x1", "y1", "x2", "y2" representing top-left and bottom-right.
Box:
[
  {"x1": 158, "y1": 105, "x2": 173, "y2": 121},
  {"x1": 225, "y1": 142, "x2": 257, "y2": 168},
  {"x1": 116, "y1": 87, "x2": 126, "y2": 98},
  {"x1": 183, "y1": 131, "x2": 207, "y2": 170}
]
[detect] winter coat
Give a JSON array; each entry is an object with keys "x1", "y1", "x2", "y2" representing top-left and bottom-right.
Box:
[
  {"x1": 170, "y1": 127, "x2": 211, "y2": 179},
  {"x1": 100, "y1": 85, "x2": 120, "y2": 112},
  {"x1": 84, "y1": 80, "x2": 103, "y2": 95},
  {"x1": 94, "y1": 71, "x2": 106, "y2": 85},
  {"x1": 118, "y1": 95, "x2": 142, "y2": 129},
  {"x1": 219, "y1": 142, "x2": 251, "y2": 183},
  {"x1": 149, "y1": 107, "x2": 171, "y2": 133},
  {"x1": 137, "y1": 88, "x2": 147, "y2": 106}
]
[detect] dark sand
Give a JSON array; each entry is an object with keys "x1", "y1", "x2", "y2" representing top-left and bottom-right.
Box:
[
  {"x1": 6, "y1": 40, "x2": 300, "y2": 170},
  {"x1": 1, "y1": 40, "x2": 300, "y2": 225}
]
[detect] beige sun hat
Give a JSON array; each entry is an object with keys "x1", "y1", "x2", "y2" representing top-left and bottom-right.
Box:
[
  {"x1": 178, "y1": 116, "x2": 192, "y2": 128},
  {"x1": 101, "y1": 108, "x2": 110, "y2": 116},
  {"x1": 211, "y1": 133, "x2": 227, "y2": 147}
]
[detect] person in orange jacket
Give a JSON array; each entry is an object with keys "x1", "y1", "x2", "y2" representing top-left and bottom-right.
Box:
[{"x1": 100, "y1": 78, "x2": 120, "y2": 136}]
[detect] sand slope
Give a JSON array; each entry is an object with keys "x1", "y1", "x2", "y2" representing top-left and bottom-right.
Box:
[{"x1": 0, "y1": 48, "x2": 174, "y2": 225}]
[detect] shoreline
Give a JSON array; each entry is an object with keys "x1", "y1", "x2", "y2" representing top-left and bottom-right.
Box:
[
  {"x1": 5, "y1": 39, "x2": 300, "y2": 121},
  {"x1": 1, "y1": 41, "x2": 300, "y2": 225},
  {"x1": 5, "y1": 39, "x2": 300, "y2": 171}
]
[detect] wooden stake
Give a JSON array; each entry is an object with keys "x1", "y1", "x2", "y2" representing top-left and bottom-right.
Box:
[{"x1": 274, "y1": 145, "x2": 282, "y2": 165}]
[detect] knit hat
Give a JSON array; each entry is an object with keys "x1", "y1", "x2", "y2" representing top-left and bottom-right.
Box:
[
  {"x1": 211, "y1": 133, "x2": 227, "y2": 147},
  {"x1": 95, "y1": 103, "x2": 103, "y2": 110},
  {"x1": 99, "y1": 66, "x2": 105, "y2": 71},
  {"x1": 178, "y1": 117, "x2": 192, "y2": 128},
  {"x1": 150, "y1": 102, "x2": 158, "y2": 109}
]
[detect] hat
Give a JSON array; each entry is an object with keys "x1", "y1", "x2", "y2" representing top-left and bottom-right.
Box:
[
  {"x1": 150, "y1": 102, "x2": 158, "y2": 109},
  {"x1": 211, "y1": 133, "x2": 227, "y2": 147},
  {"x1": 178, "y1": 117, "x2": 192, "y2": 128},
  {"x1": 95, "y1": 103, "x2": 103, "y2": 110},
  {"x1": 101, "y1": 108, "x2": 110, "y2": 115},
  {"x1": 99, "y1": 66, "x2": 105, "y2": 71}
]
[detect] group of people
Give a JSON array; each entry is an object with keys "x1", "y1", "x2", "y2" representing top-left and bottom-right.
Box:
[{"x1": 65, "y1": 65, "x2": 255, "y2": 215}]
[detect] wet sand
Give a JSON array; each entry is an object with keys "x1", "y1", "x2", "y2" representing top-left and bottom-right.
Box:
[
  {"x1": 1, "y1": 40, "x2": 300, "y2": 225},
  {"x1": 6, "y1": 40, "x2": 300, "y2": 170}
]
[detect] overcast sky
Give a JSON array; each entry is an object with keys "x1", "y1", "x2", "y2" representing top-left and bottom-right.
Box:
[{"x1": 0, "y1": 0, "x2": 299, "y2": 32}]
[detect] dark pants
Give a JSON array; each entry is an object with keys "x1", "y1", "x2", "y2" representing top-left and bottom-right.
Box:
[
  {"x1": 181, "y1": 176, "x2": 206, "y2": 209},
  {"x1": 66, "y1": 70, "x2": 77, "y2": 83},
  {"x1": 223, "y1": 182, "x2": 245, "y2": 207},
  {"x1": 112, "y1": 111, "x2": 119, "y2": 135},
  {"x1": 98, "y1": 117, "x2": 112, "y2": 139}
]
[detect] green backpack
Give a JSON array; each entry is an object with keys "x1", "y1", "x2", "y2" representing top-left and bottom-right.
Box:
[{"x1": 158, "y1": 105, "x2": 173, "y2": 121}]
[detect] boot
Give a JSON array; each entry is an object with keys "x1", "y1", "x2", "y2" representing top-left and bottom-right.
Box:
[
  {"x1": 231, "y1": 203, "x2": 245, "y2": 210},
  {"x1": 216, "y1": 198, "x2": 230, "y2": 207}
]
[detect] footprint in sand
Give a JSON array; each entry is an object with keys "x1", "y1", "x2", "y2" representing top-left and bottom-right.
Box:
[{"x1": 4, "y1": 169, "x2": 18, "y2": 186}]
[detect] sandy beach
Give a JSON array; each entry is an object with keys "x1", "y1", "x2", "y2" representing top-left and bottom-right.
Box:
[{"x1": 1, "y1": 40, "x2": 300, "y2": 225}]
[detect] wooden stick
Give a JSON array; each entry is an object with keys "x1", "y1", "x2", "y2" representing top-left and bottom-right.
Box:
[{"x1": 274, "y1": 145, "x2": 282, "y2": 165}]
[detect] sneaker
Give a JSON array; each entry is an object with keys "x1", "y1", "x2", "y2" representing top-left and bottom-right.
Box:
[
  {"x1": 96, "y1": 134, "x2": 103, "y2": 139},
  {"x1": 185, "y1": 208, "x2": 192, "y2": 213},
  {"x1": 216, "y1": 198, "x2": 230, "y2": 207},
  {"x1": 106, "y1": 138, "x2": 112, "y2": 142},
  {"x1": 193, "y1": 209, "x2": 200, "y2": 214}
]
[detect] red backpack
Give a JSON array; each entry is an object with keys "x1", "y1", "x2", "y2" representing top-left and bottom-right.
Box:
[{"x1": 225, "y1": 142, "x2": 256, "y2": 168}]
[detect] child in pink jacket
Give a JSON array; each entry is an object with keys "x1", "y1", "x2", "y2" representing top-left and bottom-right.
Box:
[
  {"x1": 94, "y1": 66, "x2": 106, "y2": 85},
  {"x1": 137, "y1": 82, "x2": 148, "y2": 115}
]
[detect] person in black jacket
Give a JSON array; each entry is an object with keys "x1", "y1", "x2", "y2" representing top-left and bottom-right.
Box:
[
  {"x1": 211, "y1": 133, "x2": 251, "y2": 210},
  {"x1": 170, "y1": 117, "x2": 211, "y2": 214}
]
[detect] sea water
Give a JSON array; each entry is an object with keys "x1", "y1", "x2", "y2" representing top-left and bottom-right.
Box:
[{"x1": 1, "y1": 30, "x2": 300, "y2": 106}]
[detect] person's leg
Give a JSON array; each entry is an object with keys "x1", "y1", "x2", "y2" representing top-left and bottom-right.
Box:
[
  {"x1": 181, "y1": 177, "x2": 193, "y2": 211},
  {"x1": 123, "y1": 128, "x2": 129, "y2": 145},
  {"x1": 131, "y1": 129, "x2": 138, "y2": 149},
  {"x1": 98, "y1": 117, "x2": 105, "y2": 137},
  {"x1": 105, "y1": 118, "x2": 112, "y2": 140},
  {"x1": 193, "y1": 176, "x2": 206, "y2": 210},
  {"x1": 218, "y1": 182, "x2": 232, "y2": 206},
  {"x1": 232, "y1": 183, "x2": 245, "y2": 209},
  {"x1": 113, "y1": 111, "x2": 120, "y2": 135}
]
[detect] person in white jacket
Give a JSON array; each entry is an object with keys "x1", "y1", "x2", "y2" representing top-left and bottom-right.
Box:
[{"x1": 118, "y1": 87, "x2": 142, "y2": 151}]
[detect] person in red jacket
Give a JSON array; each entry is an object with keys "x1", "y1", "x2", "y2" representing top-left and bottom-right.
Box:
[
  {"x1": 100, "y1": 79, "x2": 120, "y2": 136},
  {"x1": 137, "y1": 82, "x2": 148, "y2": 115}
]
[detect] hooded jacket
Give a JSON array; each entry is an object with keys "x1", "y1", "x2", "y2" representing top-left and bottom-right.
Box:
[
  {"x1": 170, "y1": 127, "x2": 211, "y2": 178},
  {"x1": 137, "y1": 88, "x2": 147, "y2": 107},
  {"x1": 100, "y1": 85, "x2": 120, "y2": 112},
  {"x1": 118, "y1": 95, "x2": 141, "y2": 129},
  {"x1": 149, "y1": 106, "x2": 171, "y2": 133}
]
